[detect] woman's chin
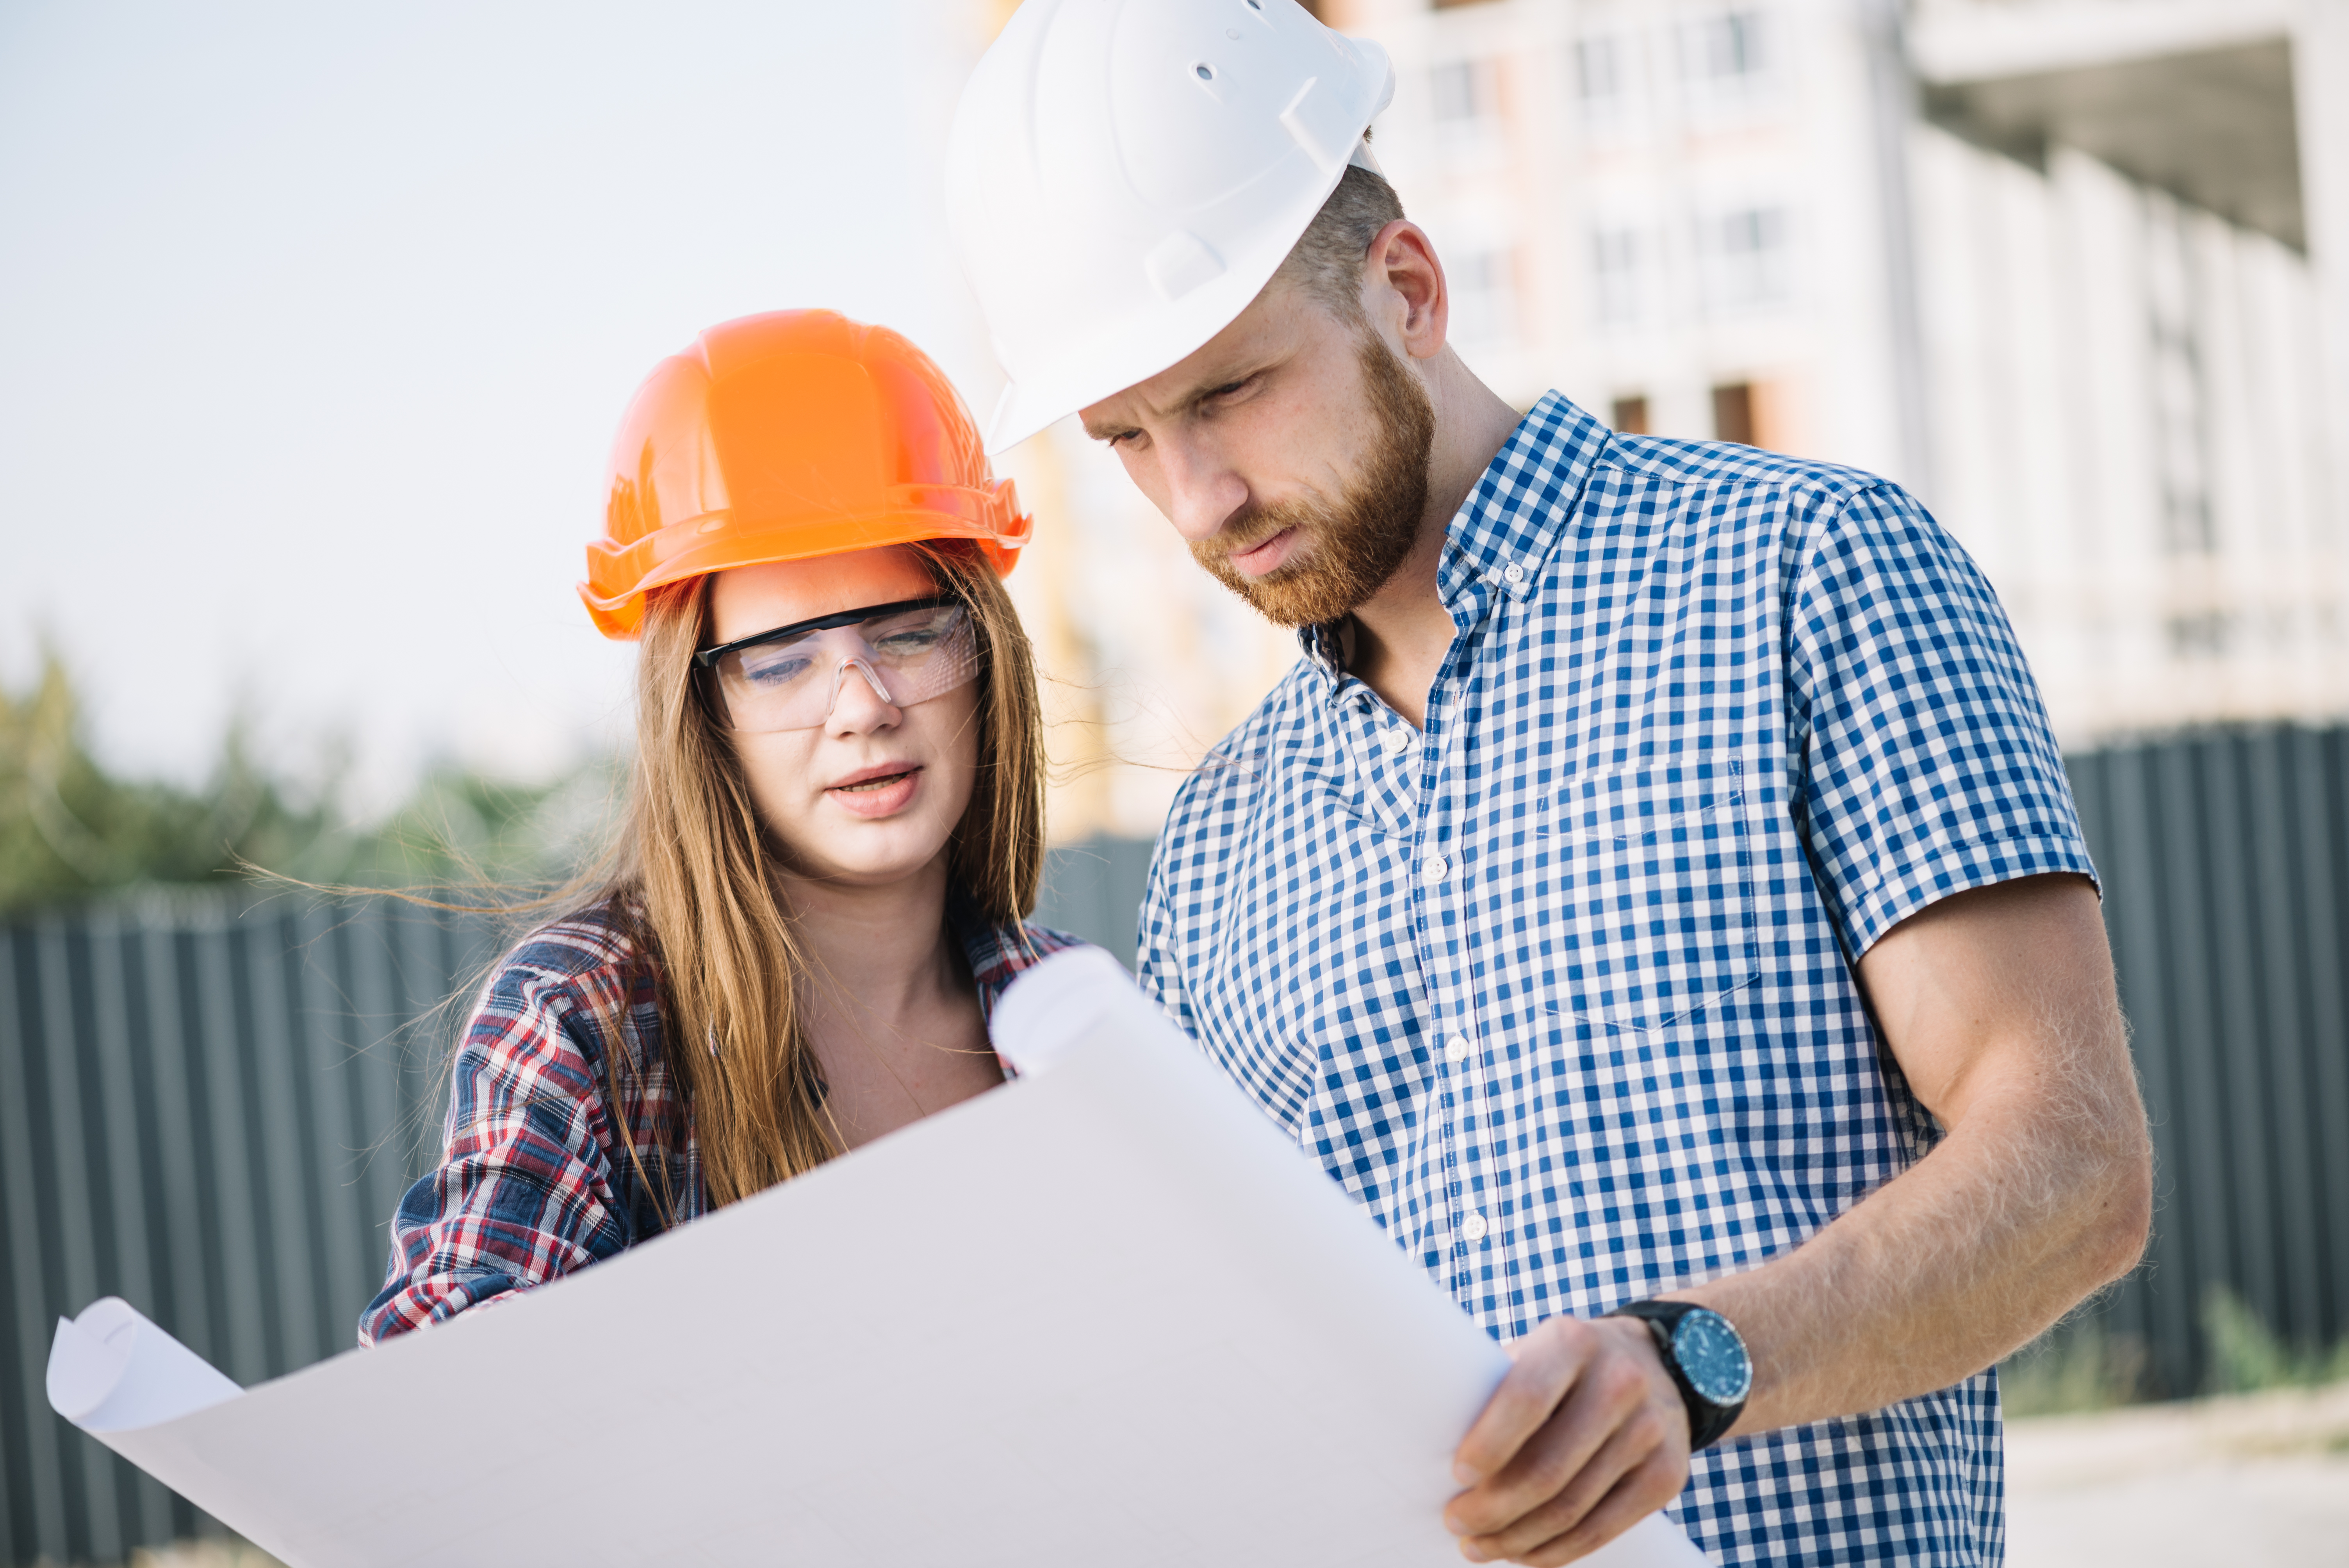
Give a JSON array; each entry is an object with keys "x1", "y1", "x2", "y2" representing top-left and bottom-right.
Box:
[{"x1": 788, "y1": 821, "x2": 956, "y2": 889}]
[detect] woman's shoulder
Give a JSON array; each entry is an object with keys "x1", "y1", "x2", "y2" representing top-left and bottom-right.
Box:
[
  {"x1": 964, "y1": 918, "x2": 1093, "y2": 1013},
  {"x1": 488, "y1": 897, "x2": 650, "y2": 992},
  {"x1": 465, "y1": 898, "x2": 659, "y2": 1061}
]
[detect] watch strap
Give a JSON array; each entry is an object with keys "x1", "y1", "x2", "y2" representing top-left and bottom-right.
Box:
[{"x1": 1608, "y1": 1300, "x2": 1747, "y2": 1451}]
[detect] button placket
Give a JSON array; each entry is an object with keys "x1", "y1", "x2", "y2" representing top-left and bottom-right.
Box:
[
  {"x1": 1445, "y1": 1024, "x2": 1491, "y2": 1255},
  {"x1": 1407, "y1": 644, "x2": 1479, "y2": 1287}
]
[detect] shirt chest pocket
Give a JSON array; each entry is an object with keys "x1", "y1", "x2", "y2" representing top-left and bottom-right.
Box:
[{"x1": 1535, "y1": 763, "x2": 1761, "y2": 1034}]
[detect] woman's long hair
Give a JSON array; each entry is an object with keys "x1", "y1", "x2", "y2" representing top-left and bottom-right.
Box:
[{"x1": 613, "y1": 540, "x2": 1045, "y2": 1208}]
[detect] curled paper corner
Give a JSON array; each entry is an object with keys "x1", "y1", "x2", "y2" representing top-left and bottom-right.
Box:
[
  {"x1": 46, "y1": 1307, "x2": 128, "y2": 1424},
  {"x1": 47, "y1": 1297, "x2": 241, "y2": 1434},
  {"x1": 990, "y1": 945, "x2": 1163, "y2": 1076}
]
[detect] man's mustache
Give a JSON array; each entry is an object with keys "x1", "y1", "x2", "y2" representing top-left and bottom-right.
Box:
[{"x1": 1195, "y1": 501, "x2": 1317, "y2": 570}]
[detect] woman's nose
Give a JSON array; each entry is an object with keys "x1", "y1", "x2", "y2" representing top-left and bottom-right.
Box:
[{"x1": 824, "y1": 658, "x2": 902, "y2": 732}]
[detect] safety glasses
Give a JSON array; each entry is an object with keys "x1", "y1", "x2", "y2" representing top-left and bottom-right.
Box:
[{"x1": 694, "y1": 596, "x2": 980, "y2": 734}]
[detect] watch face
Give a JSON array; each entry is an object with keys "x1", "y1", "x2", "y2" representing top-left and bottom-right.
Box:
[{"x1": 1673, "y1": 1310, "x2": 1753, "y2": 1406}]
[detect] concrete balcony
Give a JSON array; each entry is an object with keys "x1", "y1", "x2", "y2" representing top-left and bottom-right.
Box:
[{"x1": 1908, "y1": 0, "x2": 2302, "y2": 247}]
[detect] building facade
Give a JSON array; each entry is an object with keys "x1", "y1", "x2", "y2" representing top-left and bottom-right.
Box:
[
  {"x1": 971, "y1": 0, "x2": 2349, "y2": 844},
  {"x1": 1346, "y1": 0, "x2": 2349, "y2": 745}
]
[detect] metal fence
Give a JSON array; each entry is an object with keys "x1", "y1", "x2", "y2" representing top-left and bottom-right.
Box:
[
  {"x1": 3, "y1": 735, "x2": 2346, "y2": 1564},
  {"x1": 2066, "y1": 725, "x2": 2349, "y2": 1397},
  {"x1": 0, "y1": 847, "x2": 1152, "y2": 1567},
  {"x1": 0, "y1": 895, "x2": 489, "y2": 1567}
]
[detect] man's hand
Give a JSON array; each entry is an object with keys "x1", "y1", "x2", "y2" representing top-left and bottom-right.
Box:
[{"x1": 1444, "y1": 1315, "x2": 1690, "y2": 1565}]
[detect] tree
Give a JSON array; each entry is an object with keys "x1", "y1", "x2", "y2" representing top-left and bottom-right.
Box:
[{"x1": 0, "y1": 653, "x2": 617, "y2": 916}]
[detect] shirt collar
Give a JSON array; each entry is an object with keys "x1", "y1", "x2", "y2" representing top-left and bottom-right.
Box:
[
  {"x1": 1435, "y1": 391, "x2": 1608, "y2": 612},
  {"x1": 1292, "y1": 393, "x2": 1608, "y2": 684}
]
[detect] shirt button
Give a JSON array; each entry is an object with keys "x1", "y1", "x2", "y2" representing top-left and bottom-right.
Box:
[
  {"x1": 1421, "y1": 854, "x2": 1449, "y2": 885},
  {"x1": 1502, "y1": 562, "x2": 1526, "y2": 585},
  {"x1": 1381, "y1": 726, "x2": 1411, "y2": 756},
  {"x1": 1462, "y1": 1211, "x2": 1490, "y2": 1242},
  {"x1": 1445, "y1": 1033, "x2": 1472, "y2": 1063}
]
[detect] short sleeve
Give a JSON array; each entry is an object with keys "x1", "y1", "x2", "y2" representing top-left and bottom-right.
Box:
[{"x1": 1786, "y1": 482, "x2": 2096, "y2": 957}]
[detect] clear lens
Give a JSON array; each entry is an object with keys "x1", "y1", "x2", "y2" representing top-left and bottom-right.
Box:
[{"x1": 711, "y1": 602, "x2": 978, "y2": 733}]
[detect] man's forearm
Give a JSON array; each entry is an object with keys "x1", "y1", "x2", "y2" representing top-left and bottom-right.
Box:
[{"x1": 1683, "y1": 1040, "x2": 2151, "y2": 1437}]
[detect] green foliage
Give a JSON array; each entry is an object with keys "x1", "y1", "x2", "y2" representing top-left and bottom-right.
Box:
[
  {"x1": 0, "y1": 650, "x2": 338, "y2": 914},
  {"x1": 0, "y1": 651, "x2": 617, "y2": 917},
  {"x1": 2203, "y1": 1286, "x2": 2349, "y2": 1395},
  {"x1": 2004, "y1": 1292, "x2": 2349, "y2": 1417},
  {"x1": 346, "y1": 758, "x2": 622, "y2": 893},
  {"x1": 2000, "y1": 1319, "x2": 2146, "y2": 1417}
]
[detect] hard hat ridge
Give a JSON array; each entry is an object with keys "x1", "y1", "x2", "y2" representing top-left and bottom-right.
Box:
[
  {"x1": 578, "y1": 310, "x2": 1033, "y2": 641},
  {"x1": 948, "y1": 0, "x2": 1395, "y2": 453}
]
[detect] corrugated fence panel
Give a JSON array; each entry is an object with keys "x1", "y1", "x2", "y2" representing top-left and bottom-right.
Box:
[
  {"x1": 0, "y1": 898, "x2": 478, "y2": 1566},
  {"x1": 2067, "y1": 726, "x2": 2349, "y2": 1396},
  {"x1": 2, "y1": 749, "x2": 2344, "y2": 1561}
]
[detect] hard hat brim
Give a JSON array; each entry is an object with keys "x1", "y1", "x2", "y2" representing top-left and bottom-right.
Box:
[
  {"x1": 579, "y1": 490, "x2": 1031, "y2": 641},
  {"x1": 977, "y1": 196, "x2": 1309, "y2": 455}
]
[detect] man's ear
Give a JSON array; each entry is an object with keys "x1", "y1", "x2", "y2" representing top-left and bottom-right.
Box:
[{"x1": 1361, "y1": 220, "x2": 1449, "y2": 362}]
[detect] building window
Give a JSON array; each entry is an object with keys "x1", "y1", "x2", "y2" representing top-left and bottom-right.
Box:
[
  {"x1": 1687, "y1": 8, "x2": 1767, "y2": 84},
  {"x1": 2144, "y1": 192, "x2": 2215, "y2": 555},
  {"x1": 1590, "y1": 227, "x2": 1641, "y2": 326},
  {"x1": 2165, "y1": 611, "x2": 2234, "y2": 658},
  {"x1": 1611, "y1": 396, "x2": 1650, "y2": 435},
  {"x1": 1576, "y1": 36, "x2": 1620, "y2": 103},
  {"x1": 1712, "y1": 383, "x2": 1756, "y2": 445},
  {"x1": 1702, "y1": 206, "x2": 1788, "y2": 311},
  {"x1": 1681, "y1": 6, "x2": 1775, "y2": 121},
  {"x1": 1448, "y1": 249, "x2": 1517, "y2": 345},
  {"x1": 1429, "y1": 59, "x2": 1496, "y2": 124}
]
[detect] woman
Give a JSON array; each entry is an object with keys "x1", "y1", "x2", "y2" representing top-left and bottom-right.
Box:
[{"x1": 360, "y1": 310, "x2": 1078, "y2": 1342}]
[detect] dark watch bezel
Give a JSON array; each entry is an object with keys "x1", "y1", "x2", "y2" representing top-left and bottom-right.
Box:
[{"x1": 1607, "y1": 1300, "x2": 1750, "y2": 1451}]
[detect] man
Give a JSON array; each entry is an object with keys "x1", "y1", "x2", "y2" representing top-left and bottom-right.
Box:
[{"x1": 949, "y1": 3, "x2": 2152, "y2": 1564}]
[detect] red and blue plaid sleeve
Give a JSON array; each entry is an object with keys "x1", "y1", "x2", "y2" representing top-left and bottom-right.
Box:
[
  {"x1": 357, "y1": 908, "x2": 690, "y2": 1345},
  {"x1": 964, "y1": 919, "x2": 1089, "y2": 1018}
]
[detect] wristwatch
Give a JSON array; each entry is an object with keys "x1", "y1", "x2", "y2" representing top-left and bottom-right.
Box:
[{"x1": 1608, "y1": 1300, "x2": 1752, "y2": 1450}]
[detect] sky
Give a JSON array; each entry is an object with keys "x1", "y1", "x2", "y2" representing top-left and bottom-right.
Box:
[{"x1": 0, "y1": 0, "x2": 1002, "y2": 813}]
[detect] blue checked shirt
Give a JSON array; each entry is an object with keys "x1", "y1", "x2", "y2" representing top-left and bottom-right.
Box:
[{"x1": 1138, "y1": 394, "x2": 2094, "y2": 1567}]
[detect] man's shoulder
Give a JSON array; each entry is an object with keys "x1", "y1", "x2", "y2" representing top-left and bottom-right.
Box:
[
  {"x1": 1593, "y1": 429, "x2": 1898, "y2": 518},
  {"x1": 1157, "y1": 655, "x2": 1325, "y2": 846}
]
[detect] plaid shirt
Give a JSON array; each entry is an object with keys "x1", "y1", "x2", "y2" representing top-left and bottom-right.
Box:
[
  {"x1": 359, "y1": 898, "x2": 1082, "y2": 1346},
  {"x1": 1139, "y1": 394, "x2": 2094, "y2": 1566}
]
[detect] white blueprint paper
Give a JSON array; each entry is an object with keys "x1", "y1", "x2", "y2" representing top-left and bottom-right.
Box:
[{"x1": 50, "y1": 947, "x2": 1708, "y2": 1568}]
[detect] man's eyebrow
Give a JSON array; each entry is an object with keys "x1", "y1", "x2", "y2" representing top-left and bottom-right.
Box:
[
  {"x1": 1148, "y1": 365, "x2": 1266, "y2": 424},
  {"x1": 1082, "y1": 361, "x2": 1271, "y2": 440}
]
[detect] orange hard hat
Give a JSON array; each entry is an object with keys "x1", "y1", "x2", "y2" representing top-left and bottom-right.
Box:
[{"x1": 578, "y1": 310, "x2": 1033, "y2": 639}]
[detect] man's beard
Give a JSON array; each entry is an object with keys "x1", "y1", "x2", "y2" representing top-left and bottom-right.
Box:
[{"x1": 1191, "y1": 329, "x2": 1436, "y2": 629}]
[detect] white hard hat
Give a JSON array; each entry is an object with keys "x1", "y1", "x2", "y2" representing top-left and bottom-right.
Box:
[{"x1": 947, "y1": 0, "x2": 1395, "y2": 453}]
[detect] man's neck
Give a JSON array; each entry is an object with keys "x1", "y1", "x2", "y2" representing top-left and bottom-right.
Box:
[{"x1": 1344, "y1": 354, "x2": 1523, "y2": 729}]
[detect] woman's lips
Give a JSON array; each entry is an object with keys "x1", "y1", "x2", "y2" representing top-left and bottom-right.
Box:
[
  {"x1": 827, "y1": 765, "x2": 921, "y2": 819},
  {"x1": 1226, "y1": 526, "x2": 1297, "y2": 578}
]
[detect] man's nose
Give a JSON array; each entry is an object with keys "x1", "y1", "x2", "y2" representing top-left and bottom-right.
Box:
[{"x1": 1155, "y1": 435, "x2": 1250, "y2": 545}]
